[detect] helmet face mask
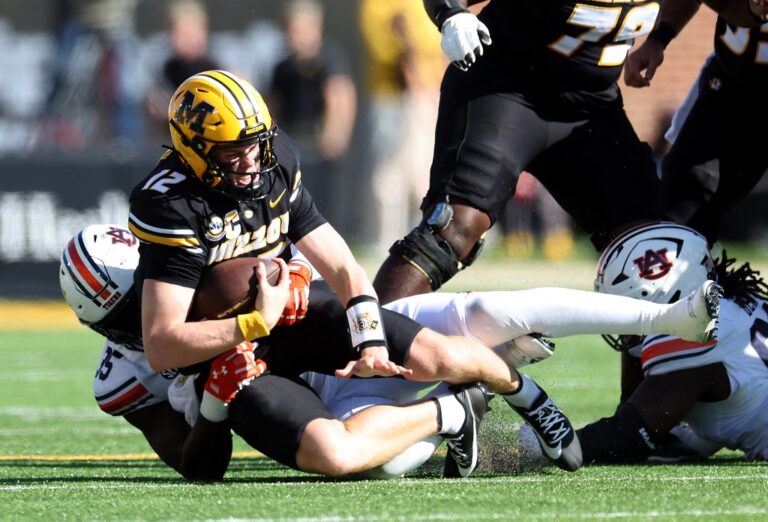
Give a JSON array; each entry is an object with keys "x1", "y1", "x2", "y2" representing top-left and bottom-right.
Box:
[
  {"x1": 168, "y1": 70, "x2": 279, "y2": 201},
  {"x1": 601, "y1": 334, "x2": 644, "y2": 353},
  {"x1": 59, "y1": 225, "x2": 142, "y2": 344},
  {"x1": 206, "y1": 132, "x2": 278, "y2": 201},
  {"x1": 595, "y1": 223, "x2": 715, "y2": 351}
]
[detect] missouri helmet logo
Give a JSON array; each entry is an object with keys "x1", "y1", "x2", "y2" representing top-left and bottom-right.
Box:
[{"x1": 175, "y1": 90, "x2": 214, "y2": 135}]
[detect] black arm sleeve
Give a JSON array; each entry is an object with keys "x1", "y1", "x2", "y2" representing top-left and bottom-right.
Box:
[
  {"x1": 577, "y1": 402, "x2": 659, "y2": 464},
  {"x1": 423, "y1": 0, "x2": 469, "y2": 27}
]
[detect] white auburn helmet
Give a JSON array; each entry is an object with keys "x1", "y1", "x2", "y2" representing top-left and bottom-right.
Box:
[
  {"x1": 595, "y1": 223, "x2": 714, "y2": 351},
  {"x1": 59, "y1": 224, "x2": 141, "y2": 342}
]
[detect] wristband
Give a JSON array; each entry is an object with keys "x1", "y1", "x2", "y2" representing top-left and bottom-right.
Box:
[
  {"x1": 345, "y1": 295, "x2": 387, "y2": 352},
  {"x1": 647, "y1": 21, "x2": 677, "y2": 50},
  {"x1": 236, "y1": 310, "x2": 269, "y2": 341},
  {"x1": 200, "y1": 390, "x2": 228, "y2": 422}
]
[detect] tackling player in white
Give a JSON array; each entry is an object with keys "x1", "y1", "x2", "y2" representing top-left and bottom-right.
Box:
[{"x1": 544, "y1": 223, "x2": 768, "y2": 465}]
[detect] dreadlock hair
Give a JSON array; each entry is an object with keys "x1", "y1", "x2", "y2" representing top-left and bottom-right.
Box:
[{"x1": 713, "y1": 250, "x2": 768, "y2": 313}]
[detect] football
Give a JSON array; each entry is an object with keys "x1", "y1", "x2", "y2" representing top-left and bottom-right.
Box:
[{"x1": 188, "y1": 257, "x2": 281, "y2": 321}]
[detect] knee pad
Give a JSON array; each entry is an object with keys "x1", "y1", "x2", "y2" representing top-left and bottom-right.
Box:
[
  {"x1": 390, "y1": 224, "x2": 461, "y2": 290},
  {"x1": 390, "y1": 201, "x2": 486, "y2": 290}
]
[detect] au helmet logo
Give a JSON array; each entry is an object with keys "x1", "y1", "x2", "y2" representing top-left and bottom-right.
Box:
[
  {"x1": 106, "y1": 226, "x2": 136, "y2": 246},
  {"x1": 633, "y1": 248, "x2": 672, "y2": 280}
]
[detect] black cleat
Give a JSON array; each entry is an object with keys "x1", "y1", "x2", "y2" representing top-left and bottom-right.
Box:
[
  {"x1": 511, "y1": 390, "x2": 582, "y2": 472},
  {"x1": 443, "y1": 382, "x2": 494, "y2": 478}
]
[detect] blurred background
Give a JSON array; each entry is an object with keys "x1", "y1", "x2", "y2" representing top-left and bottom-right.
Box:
[{"x1": 0, "y1": 0, "x2": 766, "y2": 298}]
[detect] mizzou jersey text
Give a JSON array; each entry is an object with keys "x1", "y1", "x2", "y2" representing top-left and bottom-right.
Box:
[
  {"x1": 128, "y1": 132, "x2": 326, "y2": 290},
  {"x1": 477, "y1": 0, "x2": 659, "y2": 111}
]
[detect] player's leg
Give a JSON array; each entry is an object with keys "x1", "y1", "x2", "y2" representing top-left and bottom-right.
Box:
[
  {"x1": 461, "y1": 287, "x2": 719, "y2": 346},
  {"x1": 683, "y1": 84, "x2": 768, "y2": 244},
  {"x1": 305, "y1": 371, "x2": 444, "y2": 479},
  {"x1": 373, "y1": 70, "x2": 549, "y2": 303},
  {"x1": 404, "y1": 326, "x2": 583, "y2": 471},
  {"x1": 661, "y1": 60, "x2": 723, "y2": 244},
  {"x1": 229, "y1": 373, "x2": 490, "y2": 477},
  {"x1": 532, "y1": 105, "x2": 661, "y2": 252}
]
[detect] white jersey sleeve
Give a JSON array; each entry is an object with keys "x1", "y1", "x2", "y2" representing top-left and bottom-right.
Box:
[{"x1": 92, "y1": 340, "x2": 177, "y2": 416}]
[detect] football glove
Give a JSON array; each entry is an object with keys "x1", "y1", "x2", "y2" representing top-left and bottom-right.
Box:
[
  {"x1": 440, "y1": 12, "x2": 492, "y2": 72},
  {"x1": 278, "y1": 261, "x2": 312, "y2": 326},
  {"x1": 200, "y1": 342, "x2": 267, "y2": 422}
]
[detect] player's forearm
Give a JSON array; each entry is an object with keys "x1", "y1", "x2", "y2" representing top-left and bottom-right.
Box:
[
  {"x1": 657, "y1": 0, "x2": 701, "y2": 33},
  {"x1": 644, "y1": 0, "x2": 701, "y2": 50},
  {"x1": 577, "y1": 402, "x2": 660, "y2": 464},
  {"x1": 325, "y1": 261, "x2": 378, "y2": 306},
  {"x1": 143, "y1": 319, "x2": 245, "y2": 371},
  {"x1": 296, "y1": 224, "x2": 378, "y2": 304}
]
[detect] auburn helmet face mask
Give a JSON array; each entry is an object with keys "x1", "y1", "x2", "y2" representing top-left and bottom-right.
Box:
[
  {"x1": 59, "y1": 224, "x2": 142, "y2": 345},
  {"x1": 168, "y1": 70, "x2": 278, "y2": 201},
  {"x1": 594, "y1": 222, "x2": 715, "y2": 352}
]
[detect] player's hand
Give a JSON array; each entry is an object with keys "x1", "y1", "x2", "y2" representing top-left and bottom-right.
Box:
[
  {"x1": 200, "y1": 342, "x2": 268, "y2": 422},
  {"x1": 254, "y1": 258, "x2": 291, "y2": 330},
  {"x1": 441, "y1": 12, "x2": 492, "y2": 72},
  {"x1": 278, "y1": 261, "x2": 311, "y2": 326},
  {"x1": 624, "y1": 39, "x2": 665, "y2": 88},
  {"x1": 335, "y1": 345, "x2": 413, "y2": 378}
]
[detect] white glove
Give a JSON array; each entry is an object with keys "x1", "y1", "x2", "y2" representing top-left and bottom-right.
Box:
[{"x1": 440, "y1": 12, "x2": 492, "y2": 72}]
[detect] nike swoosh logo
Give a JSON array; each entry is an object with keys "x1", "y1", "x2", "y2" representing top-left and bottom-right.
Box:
[
  {"x1": 269, "y1": 189, "x2": 287, "y2": 208},
  {"x1": 534, "y1": 432, "x2": 563, "y2": 459}
]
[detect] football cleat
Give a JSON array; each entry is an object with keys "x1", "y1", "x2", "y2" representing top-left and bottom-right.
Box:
[
  {"x1": 511, "y1": 390, "x2": 582, "y2": 472},
  {"x1": 662, "y1": 279, "x2": 722, "y2": 343},
  {"x1": 443, "y1": 382, "x2": 494, "y2": 478},
  {"x1": 504, "y1": 335, "x2": 555, "y2": 368}
]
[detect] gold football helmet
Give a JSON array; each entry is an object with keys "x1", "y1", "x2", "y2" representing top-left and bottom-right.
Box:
[{"x1": 168, "y1": 70, "x2": 278, "y2": 200}]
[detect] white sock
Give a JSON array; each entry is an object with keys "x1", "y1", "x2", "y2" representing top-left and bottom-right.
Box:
[
  {"x1": 502, "y1": 374, "x2": 541, "y2": 409},
  {"x1": 434, "y1": 394, "x2": 466, "y2": 435}
]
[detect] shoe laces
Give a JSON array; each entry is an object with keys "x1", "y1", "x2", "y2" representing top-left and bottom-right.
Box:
[
  {"x1": 448, "y1": 434, "x2": 470, "y2": 467},
  {"x1": 448, "y1": 437, "x2": 471, "y2": 466},
  {"x1": 528, "y1": 399, "x2": 571, "y2": 444}
]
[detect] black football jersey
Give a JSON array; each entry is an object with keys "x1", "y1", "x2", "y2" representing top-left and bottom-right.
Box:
[
  {"x1": 478, "y1": 0, "x2": 660, "y2": 110},
  {"x1": 713, "y1": 19, "x2": 768, "y2": 96},
  {"x1": 128, "y1": 132, "x2": 326, "y2": 291}
]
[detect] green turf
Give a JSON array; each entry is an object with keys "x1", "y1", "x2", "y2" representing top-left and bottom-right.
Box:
[{"x1": 1, "y1": 327, "x2": 767, "y2": 520}]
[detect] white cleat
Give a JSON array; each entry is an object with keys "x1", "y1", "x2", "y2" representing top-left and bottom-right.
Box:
[
  {"x1": 662, "y1": 280, "x2": 722, "y2": 343},
  {"x1": 496, "y1": 335, "x2": 555, "y2": 369}
]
